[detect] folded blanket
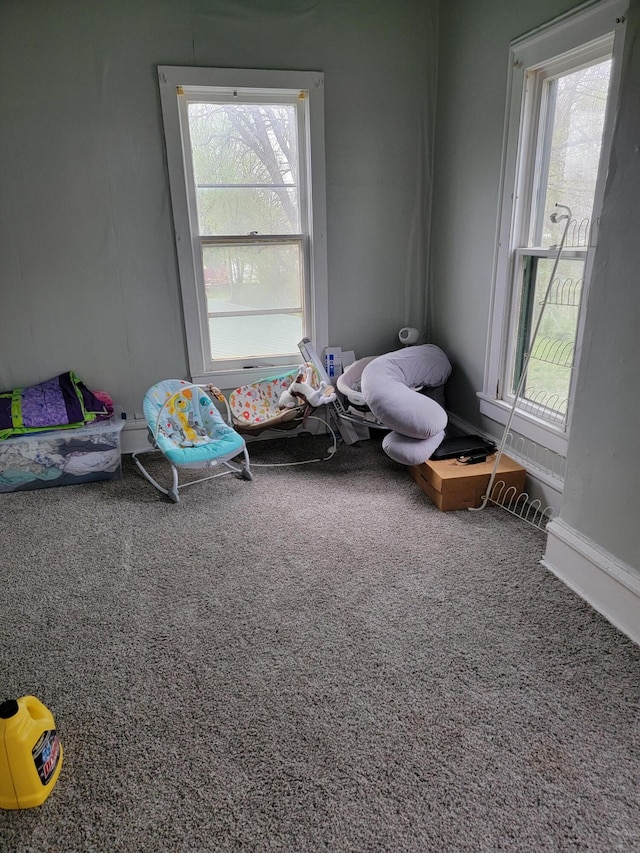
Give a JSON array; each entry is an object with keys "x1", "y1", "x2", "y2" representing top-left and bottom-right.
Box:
[{"x1": 0, "y1": 372, "x2": 113, "y2": 441}]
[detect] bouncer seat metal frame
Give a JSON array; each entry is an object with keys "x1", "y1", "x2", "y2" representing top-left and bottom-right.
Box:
[
  {"x1": 132, "y1": 380, "x2": 252, "y2": 503},
  {"x1": 298, "y1": 338, "x2": 378, "y2": 445}
]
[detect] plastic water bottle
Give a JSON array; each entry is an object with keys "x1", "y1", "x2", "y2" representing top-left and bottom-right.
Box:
[{"x1": 0, "y1": 696, "x2": 63, "y2": 809}]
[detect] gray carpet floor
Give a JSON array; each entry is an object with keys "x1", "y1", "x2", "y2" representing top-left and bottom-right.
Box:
[{"x1": 1, "y1": 434, "x2": 639, "y2": 852}]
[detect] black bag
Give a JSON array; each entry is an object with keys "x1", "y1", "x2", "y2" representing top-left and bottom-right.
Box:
[{"x1": 431, "y1": 434, "x2": 497, "y2": 463}]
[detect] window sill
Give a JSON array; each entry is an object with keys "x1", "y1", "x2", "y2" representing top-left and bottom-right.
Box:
[{"x1": 477, "y1": 392, "x2": 569, "y2": 457}]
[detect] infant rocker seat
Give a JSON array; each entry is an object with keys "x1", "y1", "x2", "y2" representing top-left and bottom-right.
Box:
[
  {"x1": 132, "y1": 380, "x2": 252, "y2": 503},
  {"x1": 229, "y1": 364, "x2": 333, "y2": 435}
]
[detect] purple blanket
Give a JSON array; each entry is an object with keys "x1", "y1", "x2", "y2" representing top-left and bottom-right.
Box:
[{"x1": 0, "y1": 372, "x2": 112, "y2": 440}]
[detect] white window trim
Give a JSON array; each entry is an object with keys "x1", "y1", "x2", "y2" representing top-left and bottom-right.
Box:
[
  {"x1": 480, "y1": 0, "x2": 627, "y2": 457},
  {"x1": 158, "y1": 66, "x2": 329, "y2": 389}
]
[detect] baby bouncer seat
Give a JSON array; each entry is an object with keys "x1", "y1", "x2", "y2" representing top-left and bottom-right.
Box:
[
  {"x1": 133, "y1": 380, "x2": 252, "y2": 503},
  {"x1": 229, "y1": 363, "x2": 335, "y2": 435},
  {"x1": 229, "y1": 368, "x2": 306, "y2": 435}
]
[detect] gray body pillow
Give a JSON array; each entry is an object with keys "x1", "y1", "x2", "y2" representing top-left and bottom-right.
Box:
[{"x1": 360, "y1": 344, "x2": 452, "y2": 466}]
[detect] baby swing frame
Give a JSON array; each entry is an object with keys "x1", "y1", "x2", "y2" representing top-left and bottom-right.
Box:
[{"x1": 297, "y1": 338, "x2": 375, "y2": 444}]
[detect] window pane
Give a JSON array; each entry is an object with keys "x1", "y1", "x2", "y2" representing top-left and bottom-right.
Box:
[
  {"x1": 188, "y1": 102, "x2": 300, "y2": 235},
  {"x1": 208, "y1": 314, "x2": 303, "y2": 361},
  {"x1": 195, "y1": 187, "x2": 299, "y2": 236},
  {"x1": 515, "y1": 257, "x2": 584, "y2": 421},
  {"x1": 538, "y1": 60, "x2": 611, "y2": 247},
  {"x1": 203, "y1": 243, "x2": 303, "y2": 313}
]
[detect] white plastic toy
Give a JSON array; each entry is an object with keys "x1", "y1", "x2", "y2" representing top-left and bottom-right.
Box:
[{"x1": 278, "y1": 364, "x2": 337, "y2": 409}]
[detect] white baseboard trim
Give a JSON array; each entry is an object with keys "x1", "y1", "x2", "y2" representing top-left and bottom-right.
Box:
[{"x1": 542, "y1": 517, "x2": 640, "y2": 646}]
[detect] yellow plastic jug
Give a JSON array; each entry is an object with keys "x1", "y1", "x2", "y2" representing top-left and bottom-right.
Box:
[{"x1": 0, "y1": 695, "x2": 63, "y2": 809}]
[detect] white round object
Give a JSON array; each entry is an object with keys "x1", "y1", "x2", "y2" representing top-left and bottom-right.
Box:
[{"x1": 398, "y1": 327, "x2": 419, "y2": 346}]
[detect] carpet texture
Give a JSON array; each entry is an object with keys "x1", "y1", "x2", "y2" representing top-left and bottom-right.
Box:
[{"x1": 0, "y1": 434, "x2": 639, "y2": 852}]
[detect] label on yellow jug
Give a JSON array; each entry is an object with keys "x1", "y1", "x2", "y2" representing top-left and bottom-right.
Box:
[
  {"x1": 32, "y1": 730, "x2": 61, "y2": 785},
  {"x1": 0, "y1": 696, "x2": 63, "y2": 808}
]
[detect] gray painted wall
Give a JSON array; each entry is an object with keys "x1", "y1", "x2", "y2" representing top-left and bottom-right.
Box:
[
  {"x1": 431, "y1": 0, "x2": 639, "y2": 573},
  {"x1": 0, "y1": 0, "x2": 436, "y2": 419},
  {"x1": 429, "y1": 0, "x2": 585, "y2": 419}
]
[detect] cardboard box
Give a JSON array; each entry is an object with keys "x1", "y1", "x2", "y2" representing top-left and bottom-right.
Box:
[{"x1": 409, "y1": 453, "x2": 526, "y2": 512}]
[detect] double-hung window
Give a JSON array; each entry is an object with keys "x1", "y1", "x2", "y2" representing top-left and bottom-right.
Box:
[
  {"x1": 158, "y1": 67, "x2": 328, "y2": 387},
  {"x1": 481, "y1": 1, "x2": 626, "y2": 455}
]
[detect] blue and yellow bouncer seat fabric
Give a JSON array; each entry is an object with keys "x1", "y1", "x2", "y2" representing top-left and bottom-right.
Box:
[{"x1": 132, "y1": 380, "x2": 252, "y2": 503}]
